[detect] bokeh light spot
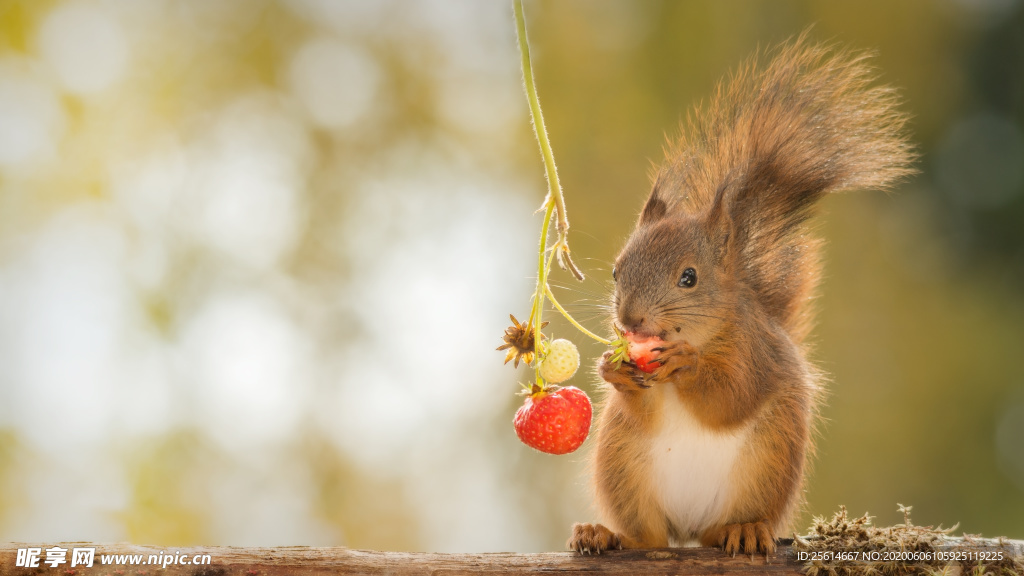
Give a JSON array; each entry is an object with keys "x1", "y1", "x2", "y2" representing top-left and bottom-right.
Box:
[
  {"x1": 37, "y1": 2, "x2": 129, "y2": 95},
  {"x1": 0, "y1": 59, "x2": 64, "y2": 167},
  {"x1": 287, "y1": 37, "x2": 380, "y2": 131}
]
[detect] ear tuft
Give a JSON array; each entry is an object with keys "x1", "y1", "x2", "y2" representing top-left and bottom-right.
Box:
[
  {"x1": 705, "y1": 179, "x2": 735, "y2": 261},
  {"x1": 639, "y1": 179, "x2": 669, "y2": 225},
  {"x1": 640, "y1": 195, "x2": 667, "y2": 224}
]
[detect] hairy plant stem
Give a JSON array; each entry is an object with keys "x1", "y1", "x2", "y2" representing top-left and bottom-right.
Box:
[
  {"x1": 515, "y1": 0, "x2": 618, "y2": 381},
  {"x1": 545, "y1": 286, "x2": 612, "y2": 346},
  {"x1": 530, "y1": 202, "x2": 555, "y2": 384},
  {"x1": 514, "y1": 0, "x2": 582, "y2": 281}
]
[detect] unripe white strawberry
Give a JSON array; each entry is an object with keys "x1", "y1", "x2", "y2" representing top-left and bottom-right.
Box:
[{"x1": 540, "y1": 338, "x2": 580, "y2": 383}]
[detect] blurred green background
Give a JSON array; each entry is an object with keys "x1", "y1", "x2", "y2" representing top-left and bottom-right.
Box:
[{"x1": 0, "y1": 0, "x2": 1022, "y2": 551}]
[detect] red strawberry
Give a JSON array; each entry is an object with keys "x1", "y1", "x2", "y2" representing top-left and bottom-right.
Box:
[
  {"x1": 625, "y1": 332, "x2": 665, "y2": 373},
  {"x1": 514, "y1": 386, "x2": 592, "y2": 455}
]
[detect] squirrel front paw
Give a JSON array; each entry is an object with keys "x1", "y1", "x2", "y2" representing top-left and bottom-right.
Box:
[
  {"x1": 598, "y1": 351, "x2": 651, "y2": 392},
  {"x1": 701, "y1": 521, "x2": 776, "y2": 556},
  {"x1": 647, "y1": 340, "x2": 697, "y2": 384},
  {"x1": 567, "y1": 522, "x2": 621, "y2": 554}
]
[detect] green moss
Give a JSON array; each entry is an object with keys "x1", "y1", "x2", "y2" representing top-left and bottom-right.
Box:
[{"x1": 794, "y1": 505, "x2": 1023, "y2": 576}]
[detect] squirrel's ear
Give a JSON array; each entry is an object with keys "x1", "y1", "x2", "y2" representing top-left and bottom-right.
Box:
[
  {"x1": 638, "y1": 179, "x2": 669, "y2": 226},
  {"x1": 705, "y1": 180, "x2": 734, "y2": 260}
]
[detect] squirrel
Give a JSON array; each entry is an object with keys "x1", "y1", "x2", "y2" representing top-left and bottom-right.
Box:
[{"x1": 567, "y1": 37, "x2": 915, "y2": 556}]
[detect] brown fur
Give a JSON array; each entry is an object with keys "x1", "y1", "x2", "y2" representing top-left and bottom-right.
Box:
[{"x1": 568, "y1": 35, "x2": 915, "y2": 556}]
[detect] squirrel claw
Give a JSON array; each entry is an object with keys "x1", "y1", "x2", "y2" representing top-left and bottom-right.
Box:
[
  {"x1": 647, "y1": 340, "x2": 697, "y2": 382},
  {"x1": 701, "y1": 521, "x2": 776, "y2": 557},
  {"x1": 568, "y1": 523, "x2": 621, "y2": 555},
  {"x1": 599, "y1": 352, "x2": 651, "y2": 392}
]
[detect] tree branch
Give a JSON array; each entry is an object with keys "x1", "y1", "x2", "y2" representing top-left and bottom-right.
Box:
[{"x1": 1, "y1": 539, "x2": 1021, "y2": 576}]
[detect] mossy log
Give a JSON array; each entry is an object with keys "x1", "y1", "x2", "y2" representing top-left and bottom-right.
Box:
[
  {"x1": 1, "y1": 539, "x2": 1022, "y2": 576},
  {"x1": 0, "y1": 541, "x2": 809, "y2": 576}
]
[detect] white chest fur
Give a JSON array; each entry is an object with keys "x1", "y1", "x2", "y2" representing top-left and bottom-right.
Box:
[{"x1": 649, "y1": 387, "x2": 751, "y2": 542}]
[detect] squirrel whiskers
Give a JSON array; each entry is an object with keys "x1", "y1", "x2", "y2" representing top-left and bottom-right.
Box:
[{"x1": 568, "y1": 35, "x2": 915, "y2": 556}]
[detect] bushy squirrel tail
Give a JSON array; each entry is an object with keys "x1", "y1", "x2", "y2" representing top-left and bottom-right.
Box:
[{"x1": 655, "y1": 34, "x2": 916, "y2": 343}]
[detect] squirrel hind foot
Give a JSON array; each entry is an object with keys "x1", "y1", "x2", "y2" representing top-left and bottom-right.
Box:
[
  {"x1": 567, "y1": 522, "x2": 622, "y2": 554},
  {"x1": 701, "y1": 521, "x2": 776, "y2": 557}
]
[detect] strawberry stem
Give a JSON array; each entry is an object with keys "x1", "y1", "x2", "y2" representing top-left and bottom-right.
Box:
[
  {"x1": 514, "y1": 0, "x2": 582, "y2": 281},
  {"x1": 545, "y1": 285, "x2": 612, "y2": 345},
  {"x1": 530, "y1": 201, "x2": 556, "y2": 384},
  {"x1": 513, "y1": 0, "x2": 617, "y2": 385}
]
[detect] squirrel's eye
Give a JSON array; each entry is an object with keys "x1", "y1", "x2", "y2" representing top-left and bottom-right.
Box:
[
  {"x1": 612, "y1": 265, "x2": 617, "y2": 281},
  {"x1": 678, "y1": 267, "x2": 697, "y2": 288}
]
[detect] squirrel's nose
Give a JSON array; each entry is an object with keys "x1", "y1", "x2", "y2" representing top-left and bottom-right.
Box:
[{"x1": 618, "y1": 304, "x2": 646, "y2": 334}]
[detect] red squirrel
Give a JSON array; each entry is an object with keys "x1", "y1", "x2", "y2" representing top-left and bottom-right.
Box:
[{"x1": 568, "y1": 38, "x2": 915, "y2": 555}]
